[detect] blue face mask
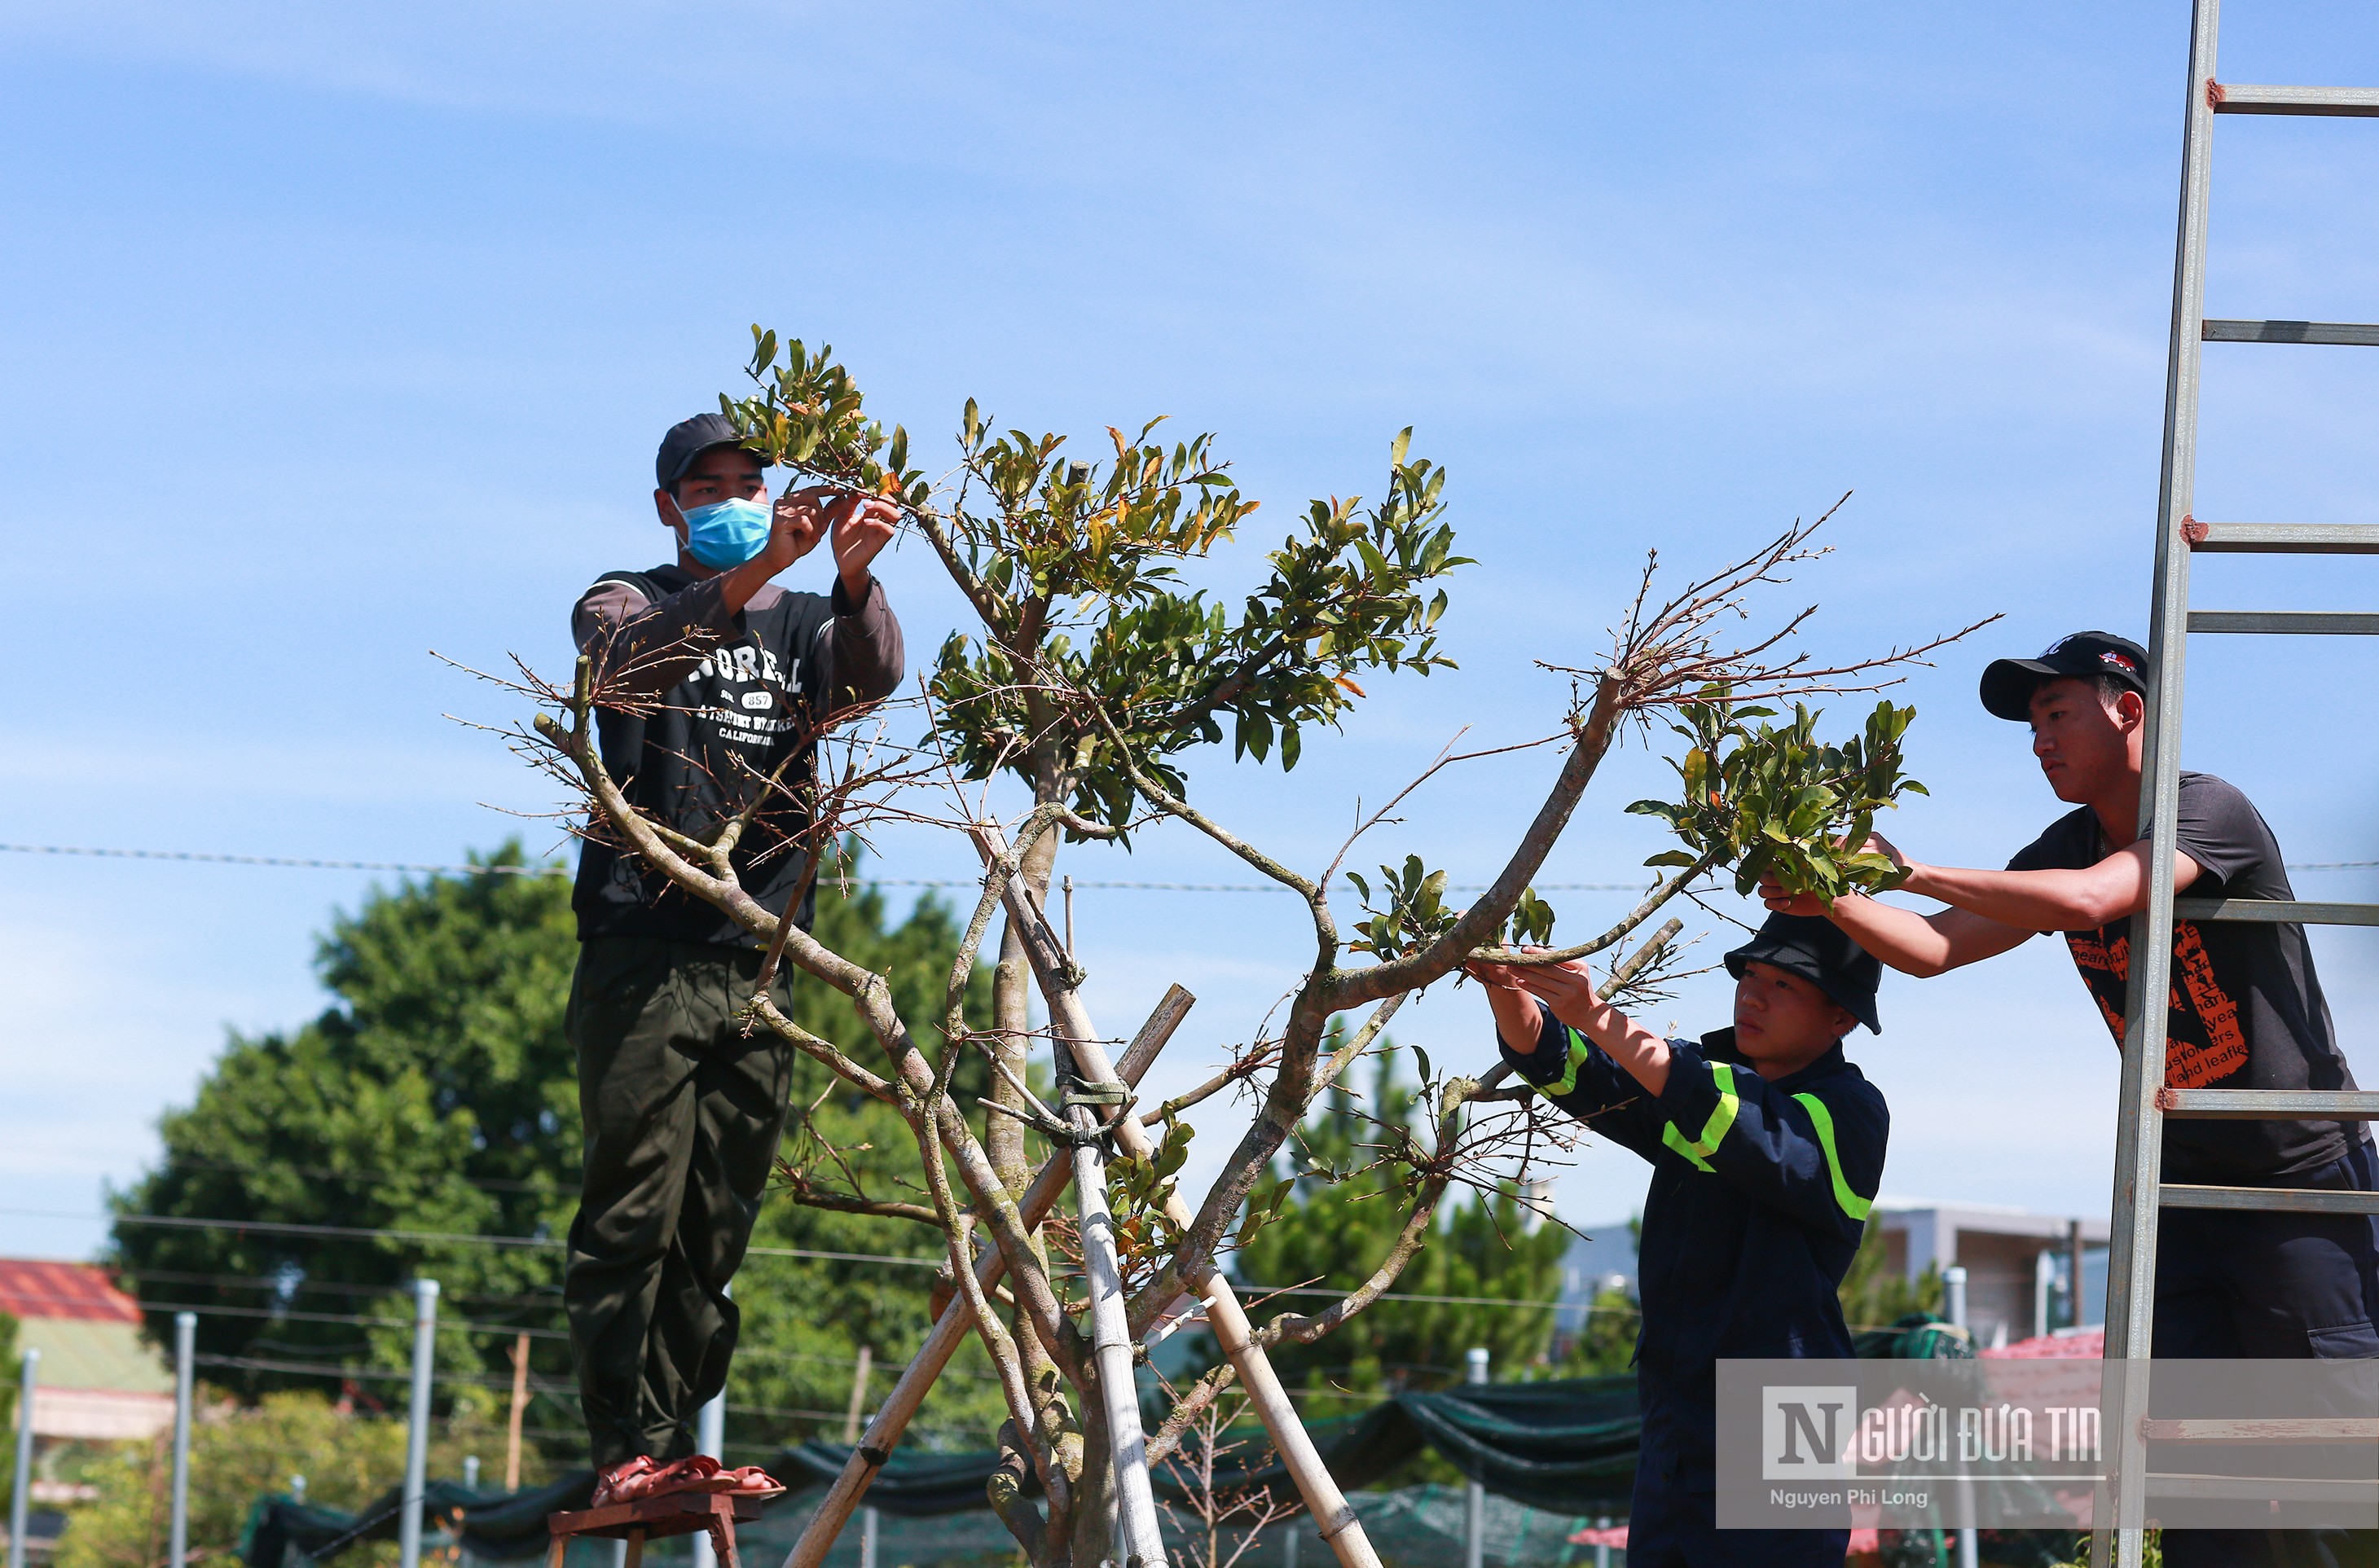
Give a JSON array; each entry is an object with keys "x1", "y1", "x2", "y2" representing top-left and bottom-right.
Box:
[{"x1": 674, "y1": 495, "x2": 772, "y2": 569}]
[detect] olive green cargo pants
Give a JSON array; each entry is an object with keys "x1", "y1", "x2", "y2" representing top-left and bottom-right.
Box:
[{"x1": 563, "y1": 936, "x2": 797, "y2": 1470}]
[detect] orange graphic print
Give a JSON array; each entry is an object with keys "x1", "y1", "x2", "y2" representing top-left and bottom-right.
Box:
[
  {"x1": 2167, "y1": 923, "x2": 2249, "y2": 1087},
  {"x1": 2062, "y1": 920, "x2": 2248, "y2": 1090}
]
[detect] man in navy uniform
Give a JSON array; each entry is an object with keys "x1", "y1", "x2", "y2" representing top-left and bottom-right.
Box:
[{"x1": 1470, "y1": 912, "x2": 1889, "y2": 1566}]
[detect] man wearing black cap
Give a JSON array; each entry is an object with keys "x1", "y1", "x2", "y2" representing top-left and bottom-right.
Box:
[
  {"x1": 1469, "y1": 913, "x2": 1889, "y2": 1566},
  {"x1": 1762, "y1": 634, "x2": 2377, "y2": 1364},
  {"x1": 562, "y1": 415, "x2": 905, "y2": 1501}
]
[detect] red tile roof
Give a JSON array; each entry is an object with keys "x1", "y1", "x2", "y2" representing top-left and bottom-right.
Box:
[{"x1": 0, "y1": 1260, "x2": 143, "y2": 1324}]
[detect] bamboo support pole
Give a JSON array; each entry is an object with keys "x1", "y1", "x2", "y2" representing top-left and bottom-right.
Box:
[
  {"x1": 969, "y1": 826, "x2": 1385, "y2": 1568},
  {"x1": 1068, "y1": 1090, "x2": 1167, "y2": 1566},
  {"x1": 778, "y1": 986, "x2": 1195, "y2": 1568}
]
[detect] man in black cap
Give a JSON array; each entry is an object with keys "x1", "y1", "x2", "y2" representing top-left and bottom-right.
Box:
[
  {"x1": 1761, "y1": 632, "x2": 2378, "y2": 1561},
  {"x1": 1469, "y1": 913, "x2": 1889, "y2": 1567},
  {"x1": 562, "y1": 415, "x2": 905, "y2": 1501}
]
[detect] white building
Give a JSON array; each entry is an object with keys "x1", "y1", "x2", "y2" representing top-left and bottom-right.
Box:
[{"x1": 1872, "y1": 1199, "x2": 2109, "y2": 1347}]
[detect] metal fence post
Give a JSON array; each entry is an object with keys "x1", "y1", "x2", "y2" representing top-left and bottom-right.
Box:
[
  {"x1": 839, "y1": 1338, "x2": 879, "y2": 1568},
  {"x1": 691, "y1": 1381, "x2": 726, "y2": 1568},
  {"x1": 8, "y1": 1347, "x2": 37, "y2": 1568},
  {"x1": 692, "y1": 1282, "x2": 732, "y2": 1568},
  {"x1": 399, "y1": 1280, "x2": 439, "y2": 1568},
  {"x1": 1463, "y1": 1348, "x2": 1488, "y2": 1568},
  {"x1": 460, "y1": 1456, "x2": 479, "y2": 1568},
  {"x1": 2066, "y1": 1219, "x2": 2087, "y2": 1329},
  {"x1": 2033, "y1": 1249, "x2": 2055, "y2": 1340},
  {"x1": 1592, "y1": 1515, "x2": 1611, "y2": 1568},
  {"x1": 171, "y1": 1311, "x2": 196, "y2": 1568},
  {"x1": 1941, "y1": 1270, "x2": 1977, "y2": 1568}
]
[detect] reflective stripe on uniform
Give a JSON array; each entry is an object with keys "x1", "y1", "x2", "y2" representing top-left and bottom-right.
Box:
[
  {"x1": 1660, "y1": 1062, "x2": 1739, "y2": 1172},
  {"x1": 1792, "y1": 1091, "x2": 1874, "y2": 1221},
  {"x1": 1532, "y1": 1026, "x2": 1594, "y2": 1098}
]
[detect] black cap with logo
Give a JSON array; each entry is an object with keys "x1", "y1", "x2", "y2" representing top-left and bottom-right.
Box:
[
  {"x1": 1977, "y1": 631, "x2": 2148, "y2": 722},
  {"x1": 1723, "y1": 912, "x2": 1882, "y2": 1034},
  {"x1": 655, "y1": 412, "x2": 763, "y2": 490}
]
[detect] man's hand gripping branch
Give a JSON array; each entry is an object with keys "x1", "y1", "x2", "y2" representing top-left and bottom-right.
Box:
[
  {"x1": 1465, "y1": 951, "x2": 1675, "y2": 1096},
  {"x1": 714, "y1": 485, "x2": 900, "y2": 615},
  {"x1": 1757, "y1": 828, "x2": 2203, "y2": 978}
]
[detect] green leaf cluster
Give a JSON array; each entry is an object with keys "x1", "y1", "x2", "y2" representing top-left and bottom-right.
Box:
[
  {"x1": 719, "y1": 329, "x2": 930, "y2": 507},
  {"x1": 718, "y1": 329, "x2": 1471, "y2": 837},
  {"x1": 1343, "y1": 860, "x2": 1556, "y2": 962},
  {"x1": 1343, "y1": 857, "x2": 1453, "y2": 962},
  {"x1": 1627, "y1": 692, "x2": 1925, "y2": 900},
  {"x1": 1110, "y1": 1118, "x2": 1195, "y2": 1276},
  {"x1": 1503, "y1": 887, "x2": 1557, "y2": 949},
  {"x1": 929, "y1": 424, "x2": 1468, "y2": 832}
]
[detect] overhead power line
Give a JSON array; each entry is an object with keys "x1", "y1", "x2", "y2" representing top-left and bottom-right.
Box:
[
  {"x1": 0, "y1": 1289, "x2": 572, "y2": 1342},
  {"x1": 116, "y1": 1267, "x2": 563, "y2": 1312},
  {"x1": 6, "y1": 839, "x2": 2374, "y2": 887},
  {"x1": 15, "y1": 1210, "x2": 1585, "y2": 1313},
  {"x1": 0, "y1": 844, "x2": 570, "y2": 876},
  {"x1": 0, "y1": 842, "x2": 1656, "y2": 891}
]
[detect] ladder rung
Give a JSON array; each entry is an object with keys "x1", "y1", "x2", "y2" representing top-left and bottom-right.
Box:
[
  {"x1": 2142, "y1": 1475, "x2": 2379, "y2": 1504},
  {"x1": 2161, "y1": 1184, "x2": 2379, "y2": 1214},
  {"x1": 2160, "y1": 1088, "x2": 2379, "y2": 1119},
  {"x1": 2142, "y1": 1418, "x2": 2379, "y2": 1443},
  {"x1": 2184, "y1": 521, "x2": 2379, "y2": 554},
  {"x1": 2210, "y1": 83, "x2": 2379, "y2": 117},
  {"x1": 2175, "y1": 898, "x2": 2379, "y2": 925},
  {"x1": 2203, "y1": 318, "x2": 2379, "y2": 345},
  {"x1": 2187, "y1": 611, "x2": 2379, "y2": 635}
]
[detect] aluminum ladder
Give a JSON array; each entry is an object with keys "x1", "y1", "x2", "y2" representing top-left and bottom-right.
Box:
[{"x1": 2100, "y1": 3, "x2": 2379, "y2": 1563}]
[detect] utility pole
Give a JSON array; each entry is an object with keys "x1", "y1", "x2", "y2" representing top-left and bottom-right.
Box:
[{"x1": 399, "y1": 1280, "x2": 439, "y2": 1568}]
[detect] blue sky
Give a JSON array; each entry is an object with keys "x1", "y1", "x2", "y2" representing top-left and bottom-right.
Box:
[{"x1": 3, "y1": 1, "x2": 2377, "y2": 1264}]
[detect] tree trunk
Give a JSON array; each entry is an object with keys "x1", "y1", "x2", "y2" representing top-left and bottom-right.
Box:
[
  {"x1": 992, "y1": 769, "x2": 1085, "y2": 1560},
  {"x1": 1068, "y1": 1378, "x2": 1119, "y2": 1568}
]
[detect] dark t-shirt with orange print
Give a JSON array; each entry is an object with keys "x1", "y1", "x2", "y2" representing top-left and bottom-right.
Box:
[{"x1": 2010, "y1": 771, "x2": 2360, "y2": 1183}]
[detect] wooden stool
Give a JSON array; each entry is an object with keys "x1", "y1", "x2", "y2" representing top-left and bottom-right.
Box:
[{"x1": 545, "y1": 1491, "x2": 763, "y2": 1568}]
